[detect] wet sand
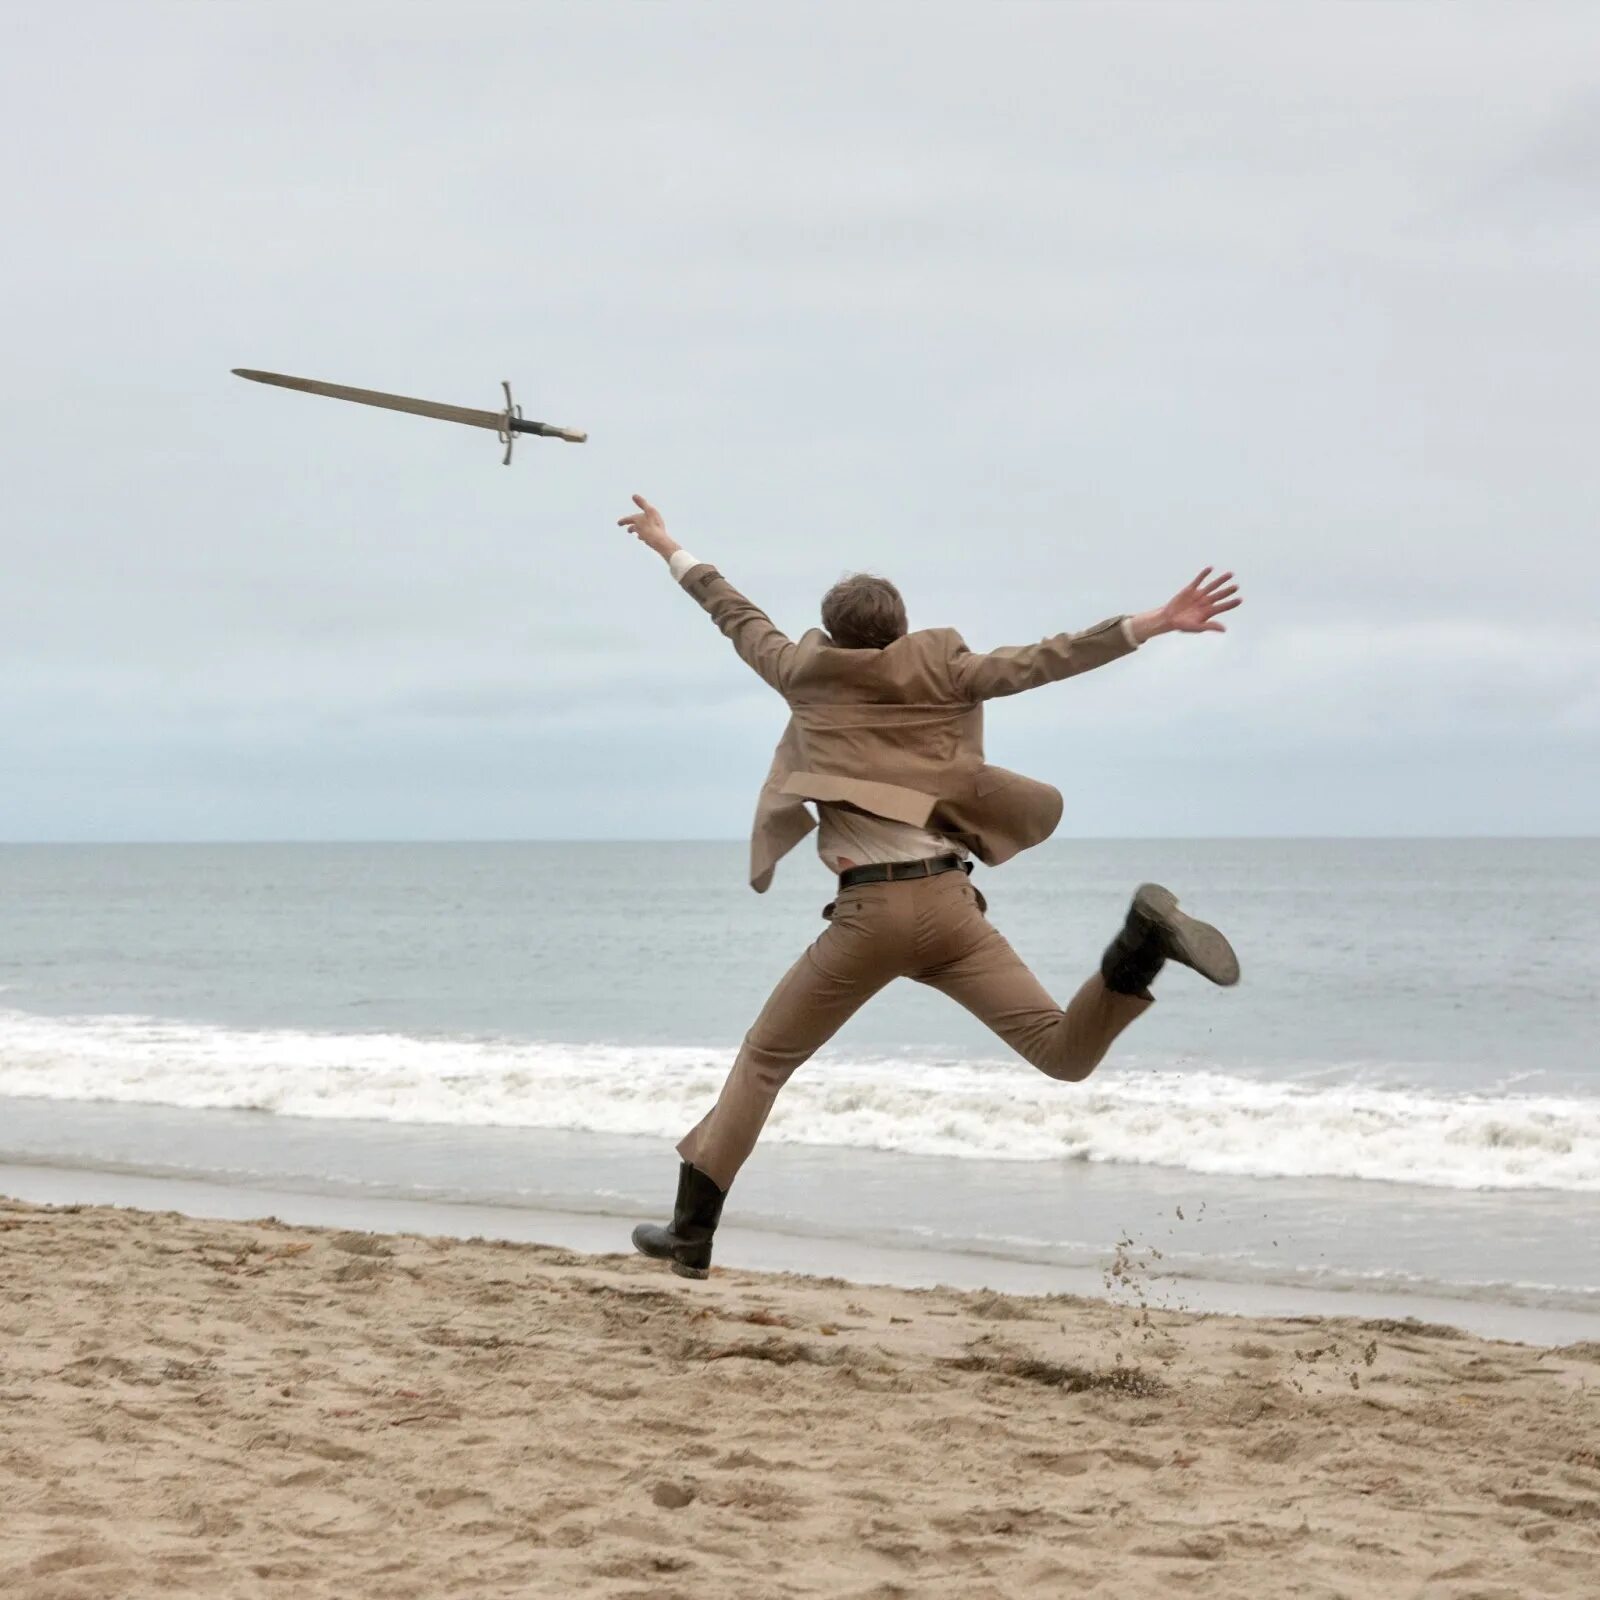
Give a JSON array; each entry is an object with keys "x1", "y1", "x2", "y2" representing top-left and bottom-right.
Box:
[
  {"x1": 7, "y1": 1161, "x2": 1598, "y2": 1347},
  {"x1": 3, "y1": 1195, "x2": 1598, "y2": 1598}
]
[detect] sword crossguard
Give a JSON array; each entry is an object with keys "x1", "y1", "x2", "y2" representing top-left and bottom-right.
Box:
[{"x1": 496, "y1": 380, "x2": 522, "y2": 466}]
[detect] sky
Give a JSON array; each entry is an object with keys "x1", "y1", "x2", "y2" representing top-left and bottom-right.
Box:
[{"x1": 3, "y1": 0, "x2": 1596, "y2": 841}]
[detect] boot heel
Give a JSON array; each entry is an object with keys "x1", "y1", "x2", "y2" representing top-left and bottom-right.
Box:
[
  {"x1": 1132, "y1": 882, "x2": 1178, "y2": 921},
  {"x1": 633, "y1": 1162, "x2": 727, "y2": 1278}
]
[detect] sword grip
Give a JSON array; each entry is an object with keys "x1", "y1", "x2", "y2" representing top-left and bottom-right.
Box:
[{"x1": 510, "y1": 418, "x2": 588, "y2": 445}]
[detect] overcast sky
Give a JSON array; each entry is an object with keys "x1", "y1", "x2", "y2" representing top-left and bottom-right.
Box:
[{"x1": 3, "y1": 0, "x2": 1596, "y2": 841}]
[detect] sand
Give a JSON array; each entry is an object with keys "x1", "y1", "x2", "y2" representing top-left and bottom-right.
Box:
[{"x1": 2, "y1": 1196, "x2": 1597, "y2": 1599}]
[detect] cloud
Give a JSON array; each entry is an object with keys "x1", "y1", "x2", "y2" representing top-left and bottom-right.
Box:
[{"x1": 1, "y1": 1, "x2": 1596, "y2": 838}]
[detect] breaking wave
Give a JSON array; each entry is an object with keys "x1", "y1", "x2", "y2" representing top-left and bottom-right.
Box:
[{"x1": 1, "y1": 1007, "x2": 1595, "y2": 1193}]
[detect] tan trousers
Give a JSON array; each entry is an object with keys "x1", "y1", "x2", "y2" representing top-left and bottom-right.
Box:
[{"x1": 678, "y1": 868, "x2": 1151, "y2": 1190}]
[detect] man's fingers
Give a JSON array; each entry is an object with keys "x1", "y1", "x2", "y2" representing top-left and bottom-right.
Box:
[
  {"x1": 1208, "y1": 596, "x2": 1243, "y2": 616},
  {"x1": 1201, "y1": 571, "x2": 1234, "y2": 594},
  {"x1": 1203, "y1": 621, "x2": 1228, "y2": 633}
]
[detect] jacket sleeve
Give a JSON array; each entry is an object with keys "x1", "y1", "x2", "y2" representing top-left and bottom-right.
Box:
[
  {"x1": 677, "y1": 563, "x2": 796, "y2": 695},
  {"x1": 948, "y1": 617, "x2": 1136, "y2": 701}
]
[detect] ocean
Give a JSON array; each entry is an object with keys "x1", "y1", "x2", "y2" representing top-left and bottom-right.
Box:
[{"x1": 1, "y1": 839, "x2": 1595, "y2": 1326}]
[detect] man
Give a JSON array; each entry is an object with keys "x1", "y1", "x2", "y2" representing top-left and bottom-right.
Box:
[{"x1": 619, "y1": 494, "x2": 1242, "y2": 1278}]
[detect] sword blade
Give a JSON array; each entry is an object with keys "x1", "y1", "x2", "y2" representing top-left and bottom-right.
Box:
[{"x1": 233, "y1": 369, "x2": 509, "y2": 433}]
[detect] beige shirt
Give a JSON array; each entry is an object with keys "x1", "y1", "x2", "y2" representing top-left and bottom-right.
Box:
[{"x1": 814, "y1": 804, "x2": 966, "y2": 873}]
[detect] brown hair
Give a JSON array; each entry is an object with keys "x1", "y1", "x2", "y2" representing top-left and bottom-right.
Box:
[{"x1": 820, "y1": 573, "x2": 908, "y2": 649}]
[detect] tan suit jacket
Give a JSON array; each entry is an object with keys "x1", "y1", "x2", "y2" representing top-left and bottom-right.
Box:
[{"x1": 679, "y1": 563, "x2": 1136, "y2": 891}]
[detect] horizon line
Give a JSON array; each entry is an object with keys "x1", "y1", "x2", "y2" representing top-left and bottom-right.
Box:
[{"x1": 2, "y1": 834, "x2": 1596, "y2": 847}]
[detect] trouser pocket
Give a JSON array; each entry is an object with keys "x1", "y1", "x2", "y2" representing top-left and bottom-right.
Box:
[{"x1": 822, "y1": 897, "x2": 870, "y2": 921}]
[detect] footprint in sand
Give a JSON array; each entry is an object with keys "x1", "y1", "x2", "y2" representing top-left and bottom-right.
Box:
[
  {"x1": 651, "y1": 1480, "x2": 697, "y2": 1509},
  {"x1": 27, "y1": 1539, "x2": 125, "y2": 1577},
  {"x1": 416, "y1": 1486, "x2": 495, "y2": 1520}
]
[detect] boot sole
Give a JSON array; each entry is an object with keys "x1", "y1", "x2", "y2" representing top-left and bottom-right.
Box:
[
  {"x1": 1134, "y1": 883, "x2": 1240, "y2": 987},
  {"x1": 671, "y1": 1262, "x2": 710, "y2": 1280}
]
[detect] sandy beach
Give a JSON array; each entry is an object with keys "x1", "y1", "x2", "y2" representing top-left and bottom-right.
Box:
[{"x1": 2, "y1": 1196, "x2": 1597, "y2": 1598}]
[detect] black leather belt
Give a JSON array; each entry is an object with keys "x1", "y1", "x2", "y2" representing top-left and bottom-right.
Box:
[{"x1": 837, "y1": 853, "x2": 967, "y2": 889}]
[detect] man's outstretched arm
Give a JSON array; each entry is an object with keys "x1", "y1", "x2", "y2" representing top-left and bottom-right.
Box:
[
  {"x1": 951, "y1": 568, "x2": 1242, "y2": 700},
  {"x1": 617, "y1": 494, "x2": 797, "y2": 694}
]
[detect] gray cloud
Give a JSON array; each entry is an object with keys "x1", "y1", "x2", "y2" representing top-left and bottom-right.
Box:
[{"x1": 2, "y1": 0, "x2": 1596, "y2": 841}]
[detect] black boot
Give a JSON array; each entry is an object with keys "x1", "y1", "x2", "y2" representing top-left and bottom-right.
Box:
[
  {"x1": 632, "y1": 1162, "x2": 726, "y2": 1280},
  {"x1": 1100, "y1": 882, "x2": 1240, "y2": 997}
]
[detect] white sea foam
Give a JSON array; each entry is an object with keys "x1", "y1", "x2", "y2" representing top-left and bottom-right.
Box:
[{"x1": 1, "y1": 1007, "x2": 1596, "y2": 1193}]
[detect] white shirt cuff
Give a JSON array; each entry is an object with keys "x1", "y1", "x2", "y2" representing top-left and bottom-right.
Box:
[
  {"x1": 668, "y1": 549, "x2": 701, "y2": 583},
  {"x1": 1120, "y1": 616, "x2": 1140, "y2": 649}
]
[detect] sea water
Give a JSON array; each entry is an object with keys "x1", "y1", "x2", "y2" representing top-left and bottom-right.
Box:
[{"x1": 0, "y1": 840, "x2": 1594, "y2": 1314}]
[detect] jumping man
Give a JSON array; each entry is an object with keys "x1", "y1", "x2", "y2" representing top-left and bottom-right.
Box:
[{"x1": 619, "y1": 495, "x2": 1242, "y2": 1277}]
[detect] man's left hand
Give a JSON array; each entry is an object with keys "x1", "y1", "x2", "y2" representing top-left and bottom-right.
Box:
[{"x1": 1131, "y1": 568, "x2": 1241, "y2": 643}]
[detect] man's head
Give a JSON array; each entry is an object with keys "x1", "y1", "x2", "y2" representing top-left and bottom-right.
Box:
[{"x1": 820, "y1": 572, "x2": 908, "y2": 650}]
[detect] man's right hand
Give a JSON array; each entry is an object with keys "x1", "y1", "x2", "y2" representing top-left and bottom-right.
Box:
[{"x1": 617, "y1": 494, "x2": 680, "y2": 561}]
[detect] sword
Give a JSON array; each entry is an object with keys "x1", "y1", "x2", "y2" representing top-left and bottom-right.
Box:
[{"x1": 232, "y1": 368, "x2": 588, "y2": 465}]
